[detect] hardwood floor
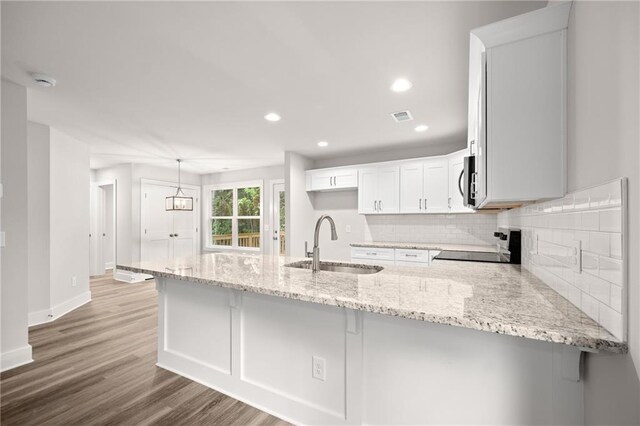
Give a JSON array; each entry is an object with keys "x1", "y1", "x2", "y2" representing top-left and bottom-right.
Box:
[{"x1": 0, "y1": 275, "x2": 289, "y2": 426}]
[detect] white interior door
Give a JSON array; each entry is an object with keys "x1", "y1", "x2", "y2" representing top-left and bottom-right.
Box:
[
  {"x1": 271, "y1": 182, "x2": 285, "y2": 256},
  {"x1": 423, "y1": 159, "x2": 449, "y2": 213},
  {"x1": 141, "y1": 184, "x2": 174, "y2": 262},
  {"x1": 89, "y1": 183, "x2": 105, "y2": 276},
  {"x1": 172, "y1": 187, "x2": 198, "y2": 259},
  {"x1": 102, "y1": 184, "x2": 115, "y2": 269}
]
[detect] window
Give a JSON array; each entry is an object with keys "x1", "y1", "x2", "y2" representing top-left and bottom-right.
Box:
[{"x1": 206, "y1": 181, "x2": 262, "y2": 250}]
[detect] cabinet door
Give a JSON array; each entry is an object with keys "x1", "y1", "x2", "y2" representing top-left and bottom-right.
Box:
[
  {"x1": 377, "y1": 166, "x2": 400, "y2": 214},
  {"x1": 423, "y1": 159, "x2": 449, "y2": 213},
  {"x1": 400, "y1": 162, "x2": 424, "y2": 213},
  {"x1": 358, "y1": 168, "x2": 379, "y2": 214},
  {"x1": 448, "y1": 152, "x2": 473, "y2": 213},
  {"x1": 310, "y1": 171, "x2": 333, "y2": 191},
  {"x1": 333, "y1": 168, "x2": 358, "y2": 189}
]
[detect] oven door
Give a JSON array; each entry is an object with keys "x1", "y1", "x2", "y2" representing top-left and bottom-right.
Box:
[{"x1": 458, "y1": 155, "x2": 476, "y2": 208}]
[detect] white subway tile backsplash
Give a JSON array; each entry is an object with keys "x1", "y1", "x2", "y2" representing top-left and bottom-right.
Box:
[
  {"x1": 599, "y1": 208, "x2": 622, "y2": 233},
  {"x1": 589, "y1": 232, "x2": 610, "y2": 257},
  {"x1": 599, "y1": 257, "x2": 623, "y2": 287},
  {"x1": 498, "y1": 178, "x2": 626, "y2": 341}
]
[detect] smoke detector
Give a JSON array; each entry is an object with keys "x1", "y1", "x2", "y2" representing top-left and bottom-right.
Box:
[
  {"x1": 391, "y1": 110, "x2": 413, "y2": 123},
  {"x1": 31, "y1": 73, "x2": 56, "y2": 87}
]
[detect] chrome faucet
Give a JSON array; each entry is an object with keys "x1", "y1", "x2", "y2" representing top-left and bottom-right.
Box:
[{"x1": 309, "y1": 215, "x2": 338, "y2": 272}]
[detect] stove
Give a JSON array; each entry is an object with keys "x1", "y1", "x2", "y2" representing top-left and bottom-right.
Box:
[{"x1": 434, "y1": 228, "x2": 521, "y2": 264}]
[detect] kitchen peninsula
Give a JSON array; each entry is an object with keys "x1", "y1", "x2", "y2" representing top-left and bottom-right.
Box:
[{"x1": 119, "y1": 252, "x2": 625, "y2": 425}]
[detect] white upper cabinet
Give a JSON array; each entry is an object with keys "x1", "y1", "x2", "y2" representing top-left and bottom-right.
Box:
[
  {"x1": 305, "y1": 167, "x2": 357, "y2": 192},
  {"x1": 358, "y1": 166, "x2": 399, "y2": 214},
  {"x1": 468, "y1": 2, "x2": 570, "y2": 209},
  {"x1": 400, "y1": 162, "x2": 423, "y2": 213},
  {"x1": 423, "y1": 158, "x2": 449, "y2": 213}
]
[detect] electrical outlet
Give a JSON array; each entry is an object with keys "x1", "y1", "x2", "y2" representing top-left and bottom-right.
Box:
[
  {"x1": 72, "y1": 276, "x2": 77, "y2": 287},
  {"x1": 345, "y1": 225, "x2": 351, "y2": 233},
  {"x1": 571, "y1": 240, "x2": 582, "y2": 273},
  {"x1": 312, "y1": 356, "x2": 326, "y2": 381}
]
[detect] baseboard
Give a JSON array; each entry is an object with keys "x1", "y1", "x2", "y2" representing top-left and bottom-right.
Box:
[
  {"x1": 1, "y1": 345, "x2": 33, "y2": 372},
  {"x1": 28, "y1": 291, "x2": 92, "y2": 327},
  {"x1": 28, "y1": 308, "x2": 53, "y2": 327}
]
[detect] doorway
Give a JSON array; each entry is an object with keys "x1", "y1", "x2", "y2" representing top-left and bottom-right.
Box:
[
  {"x1": 90, "y1": 180, "x2": 117, "y2": 277},
  {"x1": 271, "y1": 180, "x2": 285, "y2": 256},
  {"x1": 140, "y1": 180, "x2": 200, "y2": 262}
]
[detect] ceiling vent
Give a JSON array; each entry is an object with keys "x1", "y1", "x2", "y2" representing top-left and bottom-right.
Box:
[
  {"x1": 31, "y1": 73, "x2": 56, "y2": 87},
  {"x1": 391, "y1": 110, "x2": 413, "y2": 123}
]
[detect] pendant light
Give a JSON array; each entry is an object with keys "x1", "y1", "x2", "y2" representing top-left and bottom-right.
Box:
[{"x1": 166, "y1": 159, "x2": 193, "y2": 211}]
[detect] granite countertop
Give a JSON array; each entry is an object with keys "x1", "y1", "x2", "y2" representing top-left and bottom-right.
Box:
[
  {"x1": 117, "y1": 253, "x2": 626, "y2": 353},
  {"x1": 351, "y1": 241, "x2": 497, "y2": 252}
]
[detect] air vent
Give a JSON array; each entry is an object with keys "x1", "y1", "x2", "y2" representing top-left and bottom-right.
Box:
[{"x1": 391, "y1": 110, "x2": 413, "y2": 123}]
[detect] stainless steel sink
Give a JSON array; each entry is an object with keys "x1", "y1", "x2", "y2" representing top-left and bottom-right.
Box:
[{"x1": 285, "y1": 260, "x2": 383, "y2": 275}]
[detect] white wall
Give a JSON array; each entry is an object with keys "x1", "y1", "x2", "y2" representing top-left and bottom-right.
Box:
[
  {"x1": 49, "y1": 128, "x2": 91, "y2": 309},
  {"x1": 94, "y1": 163, "x2": 201, "y2": 265},
  {"x1": 103, "y1": 185, "x2": 114, "y2": 268},
  {"x1": 201, "y1": 165, "x2": 283, "y2": 255},
  {"x1": 0, "y1": 79, "x2": 32, "y2": 371},
  {"x1": 564, "y1": 2, "x2": 640, "y2": 424},
  {"x1": 27, "y1": 122, "x2": 51, "y2": 317},
  {"x1": 94, "y1": 164, "x2": 133, "y2": 264},
  {"x1": 285, "y1": 152, "x2": 316, "y2": 257}
]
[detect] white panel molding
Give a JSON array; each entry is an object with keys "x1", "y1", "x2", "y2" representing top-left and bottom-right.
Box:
[{"x1": 0, "y1": 345, "x2": 33, "y2": 372}]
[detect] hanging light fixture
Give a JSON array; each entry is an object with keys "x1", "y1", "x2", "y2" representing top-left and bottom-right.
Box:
[{"x1": 166, "y1": 159, "x2": 193, "y2": 211}]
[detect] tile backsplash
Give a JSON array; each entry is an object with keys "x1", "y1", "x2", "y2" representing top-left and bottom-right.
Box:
[
  {"x1": 498, "y1": 179, "x2": 627, "y2": 340},
  {"x1": 365, "y1": 213, "x2": 498, "y2": 246}
]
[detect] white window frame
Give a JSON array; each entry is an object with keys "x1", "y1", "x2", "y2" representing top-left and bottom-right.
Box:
[{"x1": 203, "y1": 180, "x2": 263, "y2": 252}]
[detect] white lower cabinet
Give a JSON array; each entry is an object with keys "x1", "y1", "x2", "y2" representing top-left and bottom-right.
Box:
[{"x1": 351, "y1": 247, "x2": 436, "y2": 267}]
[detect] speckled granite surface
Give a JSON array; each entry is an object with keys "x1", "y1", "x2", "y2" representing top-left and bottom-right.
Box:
[
  {"x1": 351, "y1": 242, "x2": 497, "y2": 252},
  {"x1": 118, "y1": 252, "x2": 626, "y2": 353}
]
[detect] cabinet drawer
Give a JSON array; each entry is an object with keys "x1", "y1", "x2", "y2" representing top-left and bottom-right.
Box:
[
  {"x1": 394, "y1": 260, "x2": 430, "y2": 268},
  {"x1": 394, "y1": 249, "x2": 431, "y2": 263},
  {"x1": 350, "y1": 247, "x2": 395, "y2": 261}
]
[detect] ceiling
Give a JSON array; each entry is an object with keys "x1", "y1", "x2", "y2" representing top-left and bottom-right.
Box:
[{"x1": 1, "y1": 1, "x2": 545, "y2": 174}]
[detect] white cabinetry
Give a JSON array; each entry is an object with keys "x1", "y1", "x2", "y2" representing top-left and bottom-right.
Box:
[
  {"x1": 358, "y1": 166, "x2": 399, "y2": 214},
  {"x1": 423, "y1": 158, "x2": 449, "y2": 213},
  {"x1": 351, "y1": 247, "x2": 440, "y2": 267},
  {"x1": 305, "y1": 167, "x2": 357, "y2": 192},
  {"x1": 468, "y1": 3, "x2": 570, "y2": 208},
  {"x1": 400, "y1": 162, "x2": 423, "y2": 213}
]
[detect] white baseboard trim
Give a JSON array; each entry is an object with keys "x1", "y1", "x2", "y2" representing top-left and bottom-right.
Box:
[
  {"x1": 28, "y1": 291, "x2": 92, "y2": 327},
  {"x1": 1, "y1": 345, "x2": 33, "y2": 372}
]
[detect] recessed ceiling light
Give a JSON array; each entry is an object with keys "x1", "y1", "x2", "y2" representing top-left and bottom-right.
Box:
[
  {"x1": 317, "y1": 141, "x2": 329, "y2": 148},
  {"x1": 264, "y1": 112, "x2": 281, "y2": 122},
  {"x1": 391, "y1": 78, "x2": 412, "y2": 92},
  {"x1": 415, "y1": 125, "x2": 429, "y2": 132},
  {"x1": 31, "y1": 73, "x2": 56, "y2": 87}
]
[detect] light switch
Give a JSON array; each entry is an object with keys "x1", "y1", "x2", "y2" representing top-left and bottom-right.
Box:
[{"x1": 345, "y1": 225, "x2": 352, "y2": 233}]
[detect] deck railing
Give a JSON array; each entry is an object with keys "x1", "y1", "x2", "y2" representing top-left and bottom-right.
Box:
[{"x1": 211, "y1": 232, "x2": 285, "y2": 253}]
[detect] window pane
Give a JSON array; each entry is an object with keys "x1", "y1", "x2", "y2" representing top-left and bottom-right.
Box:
[
  {"x1": 237, "y1": 187, "x2": 260, "y2": 217},
  {"x1": 279, "y1": 191, "x2": 286, "y2": 255},
  {"x1": 212, "y1": 189, "x2": 233, "y2": 217},
  {"x1": 238, "y1": 219, "x2": 260, "y2": 248},
  {"x1": 211, "y1": 219, "x2": 232, "y2": 246}
]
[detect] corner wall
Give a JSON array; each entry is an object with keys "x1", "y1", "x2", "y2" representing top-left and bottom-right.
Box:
[
  {"x1": 563, "y1": 2, "x2": 639, "y2": 423},
  {"x1": 0, "y1": 79, "x2": 32, "y2": 371},
  {"x1": 285, "y1": 152, "x2": 315, "y2": 257},
  {"x1": 49, "y1": 128, "x2": 91, "y2": 312}
]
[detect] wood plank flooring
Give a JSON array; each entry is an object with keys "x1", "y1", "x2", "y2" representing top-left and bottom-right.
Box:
[{"x1": 0, "y1": 275, "x2": 289, "y2": 426}]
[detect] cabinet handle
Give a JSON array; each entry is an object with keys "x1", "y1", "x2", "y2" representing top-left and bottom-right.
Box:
[
  {"x1": 424, "y1": 199, "x2": 427, "y2": 210},
  {"x1": 419, "y1": 198, "x2": 422, "y2": 210},
  {"x1": 169, "y1": 234, "x2": 174, "y2": 238},
  {"x1": 374, "y1": 200, "x2": 377, "y2": 211},
  {"x1": 333, "y1": 176, "x2": 336, "y2": 186},
  {"x1": 379, "y1": 200, "x2": 383, "y2": 211},
  {"x1": 366, "y1": 252, "x2": 377, "y2": 256},
  {"x1": 448, "y1": 197, "x2": 451, "y2": 209},
  {"x1": 404, "y1": 254, "x2": 418, "y2": 257},
  {"x1": 174, "y1": 233, "x2": 179, "y2": 237}
]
